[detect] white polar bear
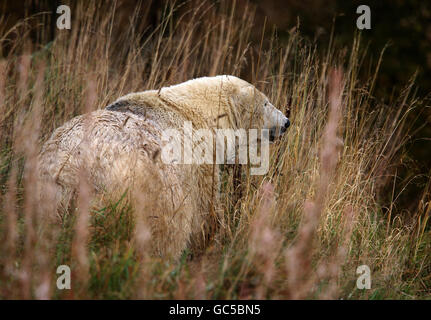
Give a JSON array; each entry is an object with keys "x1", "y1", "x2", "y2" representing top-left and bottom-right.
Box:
[{"x1": 39, "y1": 75, "x2": 290, "y2": 258}]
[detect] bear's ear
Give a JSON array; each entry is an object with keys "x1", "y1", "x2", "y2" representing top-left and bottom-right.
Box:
[
  {"x1": 232, "y1": 86, "x2": 253, "y2": 106},
  {"x1": 238, "y1": 86, "x2": 263, "y2": 113},
  {"x1": 228, "y1": 86, "x2": 259, "y2": 129},
  {"x1": 226, "y1": 87, "x2": 243, "y2": 129}
]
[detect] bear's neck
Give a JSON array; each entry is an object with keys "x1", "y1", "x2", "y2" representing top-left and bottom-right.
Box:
[{"x1": 159, "y1": 88, "x2": 235, "y2": 131}]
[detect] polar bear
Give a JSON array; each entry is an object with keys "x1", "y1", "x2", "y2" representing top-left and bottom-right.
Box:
[{"x1": 39, "y1": 75, "x2": 290, "y2": 259}]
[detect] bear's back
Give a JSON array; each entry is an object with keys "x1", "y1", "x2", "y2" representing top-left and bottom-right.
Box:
[{"x1": 39, "y1": 109, "x2": 165, "y2": 192}]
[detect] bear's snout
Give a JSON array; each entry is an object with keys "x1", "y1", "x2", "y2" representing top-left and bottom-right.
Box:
[{"x1": 267, "y1": 108, "x2": 290, "y2": 141}]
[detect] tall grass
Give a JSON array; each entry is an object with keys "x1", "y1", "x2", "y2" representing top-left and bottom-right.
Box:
[{"x1": 0, "y1": 1, "x2": 430, "y2": 299}]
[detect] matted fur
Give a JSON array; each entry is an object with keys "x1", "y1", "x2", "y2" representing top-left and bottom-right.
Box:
[{"x1": 38, "y1": 75, "x2": 288, "y2": 259}]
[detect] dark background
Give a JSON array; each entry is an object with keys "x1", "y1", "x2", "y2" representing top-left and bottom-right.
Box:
[{"x1": 1, "y1": 0, "x2": 430, "y2": 213}]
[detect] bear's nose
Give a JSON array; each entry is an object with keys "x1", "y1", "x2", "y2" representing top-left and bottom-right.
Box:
[
  {"x1": 280, "y1": 118, "x2": 290, "y2": 133},
  {"x1": 284, "y1": 118, "x2": 290, "y2": 129}
]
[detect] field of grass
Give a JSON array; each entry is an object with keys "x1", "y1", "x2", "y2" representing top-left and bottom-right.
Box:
[{"x1": 0, "y1": 1, "x2": 430, "y2": 299}]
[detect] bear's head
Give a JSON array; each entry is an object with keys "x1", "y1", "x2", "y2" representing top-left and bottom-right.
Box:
[
  {"x1": 160, "y1": 75, "x2": 290, "y2": 141},
  {"x1": 229, "y1": 79, "x2": 290, "y2": 141}
]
